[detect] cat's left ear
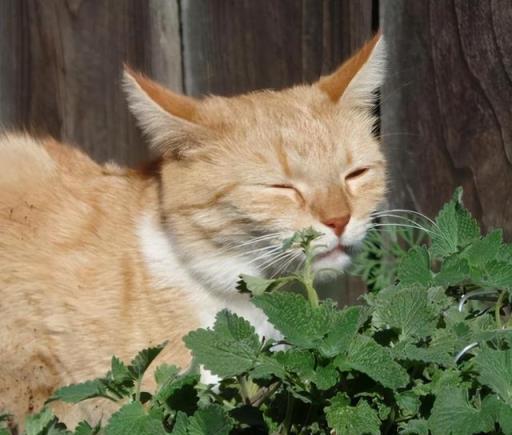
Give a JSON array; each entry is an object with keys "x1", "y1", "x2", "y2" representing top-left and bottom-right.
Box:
[
  {"x1": 123, "y1": 68, "x2": 207, "y2": 158},
  {"x1": 317, "y1": 33, "x2": 385, "y2": 108}
]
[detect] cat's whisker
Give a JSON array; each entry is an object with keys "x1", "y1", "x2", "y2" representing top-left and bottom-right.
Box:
[
  {"x1": 369, "y1": 213, "x2": 436, "y2": 235},
  {"x1": 242, "y1": 246, "x2": 283, "y2": 266},
  {"x1": 271, "y1": 251, "x2": 303, "y2": 278},
  {"x1": 216, "y1": 234, "x2": 282, "y2": 255},
  {"x1": 372, "y1": 208, "x2": 437, "y2": 227},
  {"x1": 259, "y1": 251, "x2": 297, "y2": 273}
]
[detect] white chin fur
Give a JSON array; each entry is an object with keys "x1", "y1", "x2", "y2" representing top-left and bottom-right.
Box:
[{"x1": 312, "y1": 249, "x2": 352, "y2": 274}]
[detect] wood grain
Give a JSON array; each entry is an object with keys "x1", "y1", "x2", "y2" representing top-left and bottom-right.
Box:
[
  {"x1": 0, "y1": 0, "x2": 183, "y2": 165},
  {"x1": 382, "y1": 0, "x2": 512, "y2": 238},
  {"x1": 180, "y1": 0, "x2": 375, "y2": 96}
]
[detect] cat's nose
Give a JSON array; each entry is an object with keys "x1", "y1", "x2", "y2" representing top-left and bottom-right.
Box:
[{"x1": 323, "y1": 215, "x2": 350, "y2": 237}]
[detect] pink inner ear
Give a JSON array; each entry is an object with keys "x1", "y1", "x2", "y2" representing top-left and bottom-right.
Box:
[
  {"x1": 126, "y1": 67, "x2": 199, "y2": 122},
  {"x1": 317, "y1": 32, "x2": 381, "y2": 102}
]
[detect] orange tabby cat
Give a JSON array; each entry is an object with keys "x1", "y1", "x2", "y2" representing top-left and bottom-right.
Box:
[{"x1": 0, "y1": 35, "x2": 386, "y2": 427}]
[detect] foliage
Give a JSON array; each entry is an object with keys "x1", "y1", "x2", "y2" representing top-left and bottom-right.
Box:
[{"x1": 3, "y1": 188, "x2": 512, "y2": 434}]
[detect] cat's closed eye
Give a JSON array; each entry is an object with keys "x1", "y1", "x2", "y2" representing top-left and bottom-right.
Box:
[{"x1": 345, "y1": 167, "x2": 370, "y2": 180}]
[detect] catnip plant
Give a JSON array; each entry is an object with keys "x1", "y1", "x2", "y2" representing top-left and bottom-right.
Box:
[{"x1": 2, "y1": 188, "x2": 512, "y2": 435}]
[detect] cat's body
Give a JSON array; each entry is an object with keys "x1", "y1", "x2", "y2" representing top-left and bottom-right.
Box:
[{"x1": 0, "y1": 35, "x2": 386, "y2": 427}]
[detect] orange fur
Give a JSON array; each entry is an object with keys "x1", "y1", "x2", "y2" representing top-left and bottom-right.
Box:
[{"x1": 0, "y1": 35, "x2": 386, "y2": 429}]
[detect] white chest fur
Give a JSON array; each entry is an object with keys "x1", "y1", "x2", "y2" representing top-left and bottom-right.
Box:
[{"x1": 136, "y1": 213, "x2": 278, "y2": 340}]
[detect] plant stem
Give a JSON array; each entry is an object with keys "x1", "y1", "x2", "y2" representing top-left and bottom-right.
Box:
[
  {"x1": 281, "y1": 393, "x2": 294, "y2": 435},
  {"x1": 495, "y1": 290, "x2": 506, "y2": 329},
  {"x1": 302, "y1": 248, "x2": 319, "y2": 308},
  {"x1": 135, "y1": 378, "x2": 142, "y2": 402},
  {"x1": 237, "y1": 375, "x2": 251, "y2": 404}
]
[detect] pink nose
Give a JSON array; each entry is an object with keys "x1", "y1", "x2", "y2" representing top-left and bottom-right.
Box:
[{"x1": 323, "y1": 215, "x2": 350, "y2": 237}]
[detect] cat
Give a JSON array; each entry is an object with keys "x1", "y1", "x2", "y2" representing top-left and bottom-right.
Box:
[{"x1": 0, "y1": 34, "x2": 386, "y2": 428}]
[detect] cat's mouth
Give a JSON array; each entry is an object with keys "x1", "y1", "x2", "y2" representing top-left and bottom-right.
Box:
[{"x1": 314, "y1": 244, "x2": 345, "y2": 261}]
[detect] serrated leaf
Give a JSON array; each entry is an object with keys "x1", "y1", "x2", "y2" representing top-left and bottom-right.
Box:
[
  {"x1": 105, "y1": 402, "x2": 167, "y2": 435},
  {"x1": 397, "y1": 246, "x2": 432, "y2": 286},
  {"x1": 399, "y1": 418, "x2": 429, "y2": 435},
  {"x1": 170, "y1": 411, "x2": 189, "y2": 435},
  {"x1": 49, "y1": 380, "x2": 106, "y2": 404},
  {"x1": 396, "y1": 391, "x2": 421, "y2": 418},
  {"x1": 325, "y1": 393, "x2": 380, "y2": 435},
  {"x1": 111, "y1": 356, "x2": 132, "y2": 384},
  {"x1": 311, "y1": 363, "x2": 338, "y2": 390},
  {"x1": 481, "y1": 394, "x2": 512, "y2": 435},
  {"x1": 429, "y1": 387, "x2": 495, "y2": 435},
  {"x1": 475, "y1": 260, "x2": 512, "y2": 289},
  {"x1": 372, "y1": 286, "x2": 437, "y2": 340},
  {"x1": 464, "y1": 229, "x2": 502, "y2": 266},
  {"x1": 129, "y1": 342, "x2": 167, "y2": 380},
  {"x1": 154, "y1": 372, "x2": 200, "y2": 410},
  {"x1": 474, "y1": 346, "x2": 512, "y2": 405},
  {"x1": 250, "y1": 354, "x2": 287, "y2": 380},
  {"x1": 154, "y1": 364, "x2": 179, "y2": 386},
  {"x1": 184, "y1": 310, "x2": 260, "y2": 377},
  {"x1": 74, "y1": 421, "x2": 100, "y2": 435},
  {"x1": 431, "y1": 188, "x2": 480, "y2": 258},
  {"x1": 238, "y1": 274, "x2": 278, "y2": 296},
  {"x1": 335, "y1": 335, "x2": 409, "y2": 390},
  {"x1": 25, "y1": 407, "x2": 55, "y2": 435},
  {"x1": 252, "y1": 292, "x2": 340, "y2": 349},
  {"x1": 187, "y1": 405, "x2": 234, "y2": 435},
  {"x1": 434, "y1": 255, "x2": 470, "y2": 286},
  {"x1": 498, "y1": 242, "x2": 512, "y2": 262},
  {"x1": 318, "y1": 306, "x2": 362, "y2": 358}
]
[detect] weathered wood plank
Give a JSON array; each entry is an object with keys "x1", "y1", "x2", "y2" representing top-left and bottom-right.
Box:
[
  {"x1": 180, "y1": 0, "x2": 374, "y2": 96},
  {"x1": 382, "y1": 0, "x2": 512, "y2": 238},
  {"x1": 0, "y1": 0, "x2": 182, "y2": 165}
]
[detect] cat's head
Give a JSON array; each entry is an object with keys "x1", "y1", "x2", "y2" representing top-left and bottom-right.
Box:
[{"x1": 124, "y1": 35, "x2": 386, "y2": 293}]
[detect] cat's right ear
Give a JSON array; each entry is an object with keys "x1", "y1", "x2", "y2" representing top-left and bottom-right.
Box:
[{"x1": 123, "y1": 68, "x2": 206, "y2": 158}]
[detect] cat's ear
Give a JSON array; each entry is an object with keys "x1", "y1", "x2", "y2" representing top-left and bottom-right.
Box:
[
  {"x1": 317, "y1": 33, "x2": 385, "y2": 108},
  {"x1": 123, "y1": 68, "x2": 206, "y2": 158}
]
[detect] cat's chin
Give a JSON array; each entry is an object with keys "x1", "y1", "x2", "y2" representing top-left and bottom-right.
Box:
[{"x1": 311, "y1": 246, "x2": 352, "y2": 274}]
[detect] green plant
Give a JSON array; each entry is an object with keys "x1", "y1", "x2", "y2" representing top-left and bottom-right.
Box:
[{"x1": 4, "y1": 188, "x2": 512, "y2": 434}]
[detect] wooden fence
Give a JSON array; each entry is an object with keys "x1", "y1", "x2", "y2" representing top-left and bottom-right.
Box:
[{"x1": 1, "y1": 0, "x2": 511, "y2": 304}]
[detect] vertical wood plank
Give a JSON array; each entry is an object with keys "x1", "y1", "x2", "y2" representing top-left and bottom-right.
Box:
[
  {"x1": 382, "y1": 0, "x2": 512, "y2": 238},
  {"x1": 0, "y1": 0, "x2": 182, "y2": 165}
]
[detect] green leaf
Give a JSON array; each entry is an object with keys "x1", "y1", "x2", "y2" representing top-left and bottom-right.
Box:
[
  {"x1": 335, "y1": 335, "x2": 409, "y2": 390},
  {"x1": 154, "y1": 372, "x2": 200, "y2": 410},
  {"x1": 252, "y1": 292, "x2": 339, "y2": 349},
  {"x1": 184, "y1": 310, "x2": 260, "y2": 377},
  {"x1": 428, "y1": 387, "x2": 494, "y2": 435},
  {"x1": 25, "y1": 407, "x2": 55, "y2": 435},
  {"x1": 49, "y1": 380, "x2": 106, "y2": 404},
  {"x1": 129, "y1": 342, "x2": 167, "y2": 380},
  {"x1": 397, "y1": 246, "x2": 432, "y2": 286},
  {"x1": 430, "y1": 188, "x2": 480, "y2": 258},
  {"x1": 475, "y1": 260, "x2": 512, "y2": 289},
  {"x1": 74, "y1": 421, "x2": 100, "y2": 435},
  {"x1": 154, "y1": 364, "x2": 179, "y2": 386},
  {"x1": 187, "y1": 405, "x2": 234, "y2": 435},
  {"x1": 105, "y1": 402, "x2": 167, "y2": 435},
  {"x1": 481, "y1": 394, "x2": 512, "y2": 435},
  {"x1": 372, "y1": 286, "x2": 437, "y2": 340},
  {"x1": 464, "y1": 229, "x2": 502, "y2": 266},
  {"x1": 396, "y1": 391, "x2": 421, "y2": 418},
  {"x1": 434, "y1": 255, "x2": 470, "y2": 286},
  {"x1": 325, "y1": 393, "x2": 381, "y2": 435},
  {"x1": 170, "y1": 412, "x2": 189, "y2": 435},
  {"x1": 311, "y1": 363, "x2": 339, "y2": 390},
  {"x1": 238, "y1": 274, "x2": 279, "y2": 296},
  {"x1": 318, "y1": 306, "x2": 362, "y2": 357},
  {"x1": 111, "y1": 356, "x2": 132, "y2": 384},
  {"x1": 398, "y1": 418, "x2": 429, "y2": 435},
  {"x1": 250, "y1": 354, "x2": 287, "y2": 380},
  {"x1": 474, "y1": 346, "x2": 512, "y2": 405}
]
